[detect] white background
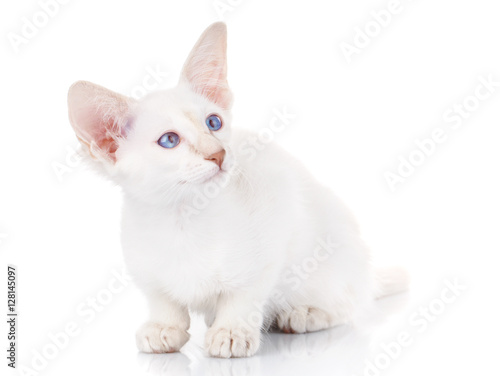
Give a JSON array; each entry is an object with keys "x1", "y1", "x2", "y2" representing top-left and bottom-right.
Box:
[{"x1": 1, "y1": 0, "x2": 499, "y2": 375}]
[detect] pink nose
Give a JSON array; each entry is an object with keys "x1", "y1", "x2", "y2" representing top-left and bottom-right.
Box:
[{"x1": 205, "y1": 149, "x2": 225, "y2": 169}]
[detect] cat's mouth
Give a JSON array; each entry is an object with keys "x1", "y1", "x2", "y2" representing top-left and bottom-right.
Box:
[
  {"x1": 201, "y1": 167, "x2": 226, "y2": 183},
  {"x1": 183, "y1": 156, "x2": 234, "y2": 186},
  {"x1": 184, "y1": 166, "x2": 225, "y2": 186}
]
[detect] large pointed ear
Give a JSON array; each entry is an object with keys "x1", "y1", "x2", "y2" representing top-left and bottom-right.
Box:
[
  {"x1": 180, "y1": 22, "x2": 233, "y2": 109},
  {"x1": 67, "y1": 81, "x2": 136, "y2": 163}
]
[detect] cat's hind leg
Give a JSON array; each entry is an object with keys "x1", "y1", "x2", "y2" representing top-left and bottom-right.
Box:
[{"x1": 276, "y1": 305, "x2": 348, "y2": 334}]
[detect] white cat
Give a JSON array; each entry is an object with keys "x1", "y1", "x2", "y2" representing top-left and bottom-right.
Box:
[{"x1": 67, "y1": 22, "x2": 408, "y2": 358}]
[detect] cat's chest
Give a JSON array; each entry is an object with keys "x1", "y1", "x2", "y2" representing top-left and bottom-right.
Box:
[{"x1": 121, "y1": 201, "x2": 260, "y2": 305}]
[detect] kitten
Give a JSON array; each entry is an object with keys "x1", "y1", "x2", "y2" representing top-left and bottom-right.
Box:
[{"x1": 67, "y1": 22, "x2": 408, "y2": 358}]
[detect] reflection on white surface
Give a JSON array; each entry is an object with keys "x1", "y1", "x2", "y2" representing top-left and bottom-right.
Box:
[
  {"x1": 137, "y1": 293, "x2": 409, "y2": 376},
  {"x1": 138, "y1": 352, "x2": 191, "y2": 376}
]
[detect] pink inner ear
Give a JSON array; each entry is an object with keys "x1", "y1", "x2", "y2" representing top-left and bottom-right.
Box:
[
  {"x1": 68, "y1": 81, "x2": 133, "y2": 162},
  {"x1": 72, "y1": 106, "x2": 122, "y2": 161},
  {"x1": 202, "y1": 82, "x2": 232, "y2": 109},
  {"x1": 219, "y1": 87, "x2": 232, "y2": 109},
  {"x1": 95, "y1": 119, "x2": 120, "y2": 160},
  {"x1": 181, "y1": 23, "x2": 233, "y2": 109},
  {"x1": 185, "y1": 64, "x2": 233, "y2": 110}
]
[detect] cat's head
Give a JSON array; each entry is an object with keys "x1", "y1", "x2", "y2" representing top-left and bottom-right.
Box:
[{"x1": 67, "y1": 23, "x2": 234, "y2": 204}]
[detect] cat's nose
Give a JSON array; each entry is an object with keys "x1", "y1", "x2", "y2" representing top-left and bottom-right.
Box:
[{"x1": 205, "y1": 149, "x2": 225, "y2": 169}]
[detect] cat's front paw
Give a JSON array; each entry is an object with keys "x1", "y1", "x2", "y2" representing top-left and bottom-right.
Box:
[
  {"x1": 205, "y1": 326, "x2": 260, "y2": 358},
  {"x1": 136, "y1": 321, "x2": 189, "y2": 353}
]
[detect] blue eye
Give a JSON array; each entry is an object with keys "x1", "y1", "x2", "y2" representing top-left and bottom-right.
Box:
[
  {"x1": 206, "y1": 114, "x2": 223, "y2": 131},
  {"x1": 157, "y1": 132, "x2": 180, "y2": 149}
]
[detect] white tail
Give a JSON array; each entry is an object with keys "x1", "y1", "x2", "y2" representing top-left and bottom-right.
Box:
[{"x1": 375, "y1": 267, "x2": 410, "y2": 299}]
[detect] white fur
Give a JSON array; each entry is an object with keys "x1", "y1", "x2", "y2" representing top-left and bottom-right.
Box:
[{"x1": 67, "y1": 22, "x2": 407, "y2": 358}]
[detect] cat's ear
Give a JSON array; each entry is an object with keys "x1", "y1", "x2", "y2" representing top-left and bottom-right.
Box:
[
  {"x1": 180, "y1": 22, "x2": 233, "y2": 109},
  {"x1": 67, "y1": 81, "x2": 136, "y2": 163}
]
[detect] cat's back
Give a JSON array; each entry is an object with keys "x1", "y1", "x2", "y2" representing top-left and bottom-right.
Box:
[{"x1": 231, "y1": 128, "x2": 360, "y2": 234}]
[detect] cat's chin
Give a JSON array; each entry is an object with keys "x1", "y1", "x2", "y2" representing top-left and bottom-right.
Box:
[
  {"x1": 196, "y1": 169, "x2": 235, "y2": 193},
  {"x1": 200, "y1": 169, "x2": 228, "y2": 184}
]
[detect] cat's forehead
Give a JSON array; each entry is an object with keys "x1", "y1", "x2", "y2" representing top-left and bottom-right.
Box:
[
  {"x1": 138, "y1": 89, "x2": 200, "y2": 117},
  {"x1": 133, "y1": 89, "x2": 209, "y2": 135}
]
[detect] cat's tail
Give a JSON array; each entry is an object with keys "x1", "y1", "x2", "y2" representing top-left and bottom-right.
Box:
[{"x1": 374, "y1": 266, "x2": 410, "y2": 299}]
